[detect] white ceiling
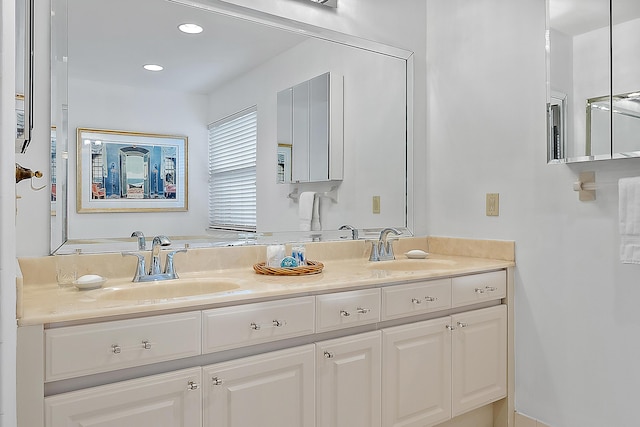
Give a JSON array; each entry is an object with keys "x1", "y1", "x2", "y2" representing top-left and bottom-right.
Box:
[
  {"x1": 67, "y1": 0, "x2": 309, "y2": 94},
  {"x1": 550, "y1": 0, "x2": 640, "y2": 35}
]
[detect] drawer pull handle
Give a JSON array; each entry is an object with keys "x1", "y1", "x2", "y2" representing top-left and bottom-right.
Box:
[
  {"x1": 187, "y1": 381, "x2": 199, "y2": 391},
  {"x1": 485, "y1": 286, "x2": 497, "y2": 292},
  {"x1": 212, "y1": 377, "x2": 224, "y2": 386},
  {"x1": 446, "y1": 325, "x2": 456, "y2": 331},
  {"x1": 142, "y1": 340, "x2": 152, "y2": 350},
  {"x1": 324, "y1": 351, "x2": 334, "y2": 359},
  {"x1": 457, "y1": 321, "x2": 468, "y2": 328},
  {"x1": 474, "y1": 287, "x2": 486, "y2": 294},
  {"x1": 111, "y1": 344, "x2": 122, "y2": 354},
  {"x1": 411, "y1": 298, "x2": 422, "y2": 304},
  {"x1": 340, "y1": 310, "x2": 351, "y2": 317},
  {"x1": 356, "y1": 307, "x2": 371, "y2": 314},
  {"x1": 424, "y1": 296, "x2": 438, "y2": 302},
  {"x1": 250, "y1": 320, "x2": 287, "y2": 330}
]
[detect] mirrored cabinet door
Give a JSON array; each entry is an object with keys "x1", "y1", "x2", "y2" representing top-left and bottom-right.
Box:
[{"x1": 611, "y1": 0, "x2": 640, "y2": 157}]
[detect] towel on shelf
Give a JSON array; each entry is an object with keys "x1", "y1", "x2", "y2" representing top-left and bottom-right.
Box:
[
  {"x1": 619, "y1": 177, "x2": 640, "y2": 264},
  {"x1": 311, "y1": 194, "x2": 321, "y2": 231},
  {"x1": 299, "y1": 192, "x2": 316, "y2": 231}
]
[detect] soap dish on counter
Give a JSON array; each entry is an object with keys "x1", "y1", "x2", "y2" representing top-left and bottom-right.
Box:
[
  {"x1": 74, "y1": 274, "x2": 107, "y2": 290},
  {"x1": 404, "y1": 249, "x2": 429, "y2": 259},
  {"x1": 253, "y1": 260, "x2": 324, "y2": 276}
]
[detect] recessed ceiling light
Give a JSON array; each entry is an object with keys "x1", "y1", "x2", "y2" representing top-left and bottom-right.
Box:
[
  {"x1": 178, "y1": 23, "x2": 203, "y2": 34},
  {"x1": 143, "y1": 64, "x2": 164, "y2": 72}
]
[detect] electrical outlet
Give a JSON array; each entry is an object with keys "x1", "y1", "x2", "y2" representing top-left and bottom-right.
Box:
[
  {"x1": 486, "y1": 193, "x2": 499, "y2": 216},
  {"x1": 372, "y1": 196, "x2": 381, "y2": 214}
]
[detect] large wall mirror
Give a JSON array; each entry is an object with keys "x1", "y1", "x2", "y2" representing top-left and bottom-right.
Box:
[
  {"x1": 50, "y1": 0, "x2": 413, "y2": 253},
  {"x1": 546, "y1": 0, "x2": 640, "y2": 163}
]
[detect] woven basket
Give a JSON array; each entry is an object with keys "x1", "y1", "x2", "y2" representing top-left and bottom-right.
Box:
[{"x1": 253, "y1": 260, "x2": 324, "y2": 276}]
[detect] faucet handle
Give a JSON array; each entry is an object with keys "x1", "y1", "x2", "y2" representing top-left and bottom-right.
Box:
[
  {"x1": 164, "y1": 249, "x2": 187, "y2": 278},
  {"x1": 131, "y1": 231, "x2": 146, "y2": 250},
  {"x1": 122, "y1": 252, "x2": 146, "y2": 282}
]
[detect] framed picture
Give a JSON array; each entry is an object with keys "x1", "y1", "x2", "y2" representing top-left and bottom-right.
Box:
[{"x1": 77, "y1": 128, "x2": 188, "y2": 213}]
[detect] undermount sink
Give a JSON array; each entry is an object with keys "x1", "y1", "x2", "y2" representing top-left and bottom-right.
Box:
[
  {"x1": 367, "y1": 258, "x2": 457, "y2": 271},
  {"x1": 95, "y1": 279, "x2": 241, "y2": 301}
]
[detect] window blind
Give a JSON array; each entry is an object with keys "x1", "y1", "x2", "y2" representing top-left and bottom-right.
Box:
[{"x1": 208, "y1": 107, "x2": 257, "y2": 231}]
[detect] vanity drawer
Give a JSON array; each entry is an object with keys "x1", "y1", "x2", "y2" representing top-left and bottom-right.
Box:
[
  {"x1": 451, "y1": 270, "x2": 506, "y2": 308},
  {"x1": 202, "y1": 296, "x2": 315, "y2": 353},
  {"x1": 316, "y1": 288, "x2": 381, "y2": 332},
  {"x1": 45, "y1": 311, "x2": 202, "y2": 381},
  {"x1": 381, "y1": 278, "x2": 451, "y2": 320}
]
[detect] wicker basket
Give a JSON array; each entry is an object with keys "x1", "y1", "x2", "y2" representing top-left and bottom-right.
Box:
[{"x1": 253, "y1": 260, "x2": 324, "y2": 276}]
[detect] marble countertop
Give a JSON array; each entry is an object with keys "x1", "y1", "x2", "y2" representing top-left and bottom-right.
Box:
[{"x1": 18, "y1": 248, "x2": 514, "y2": 327}]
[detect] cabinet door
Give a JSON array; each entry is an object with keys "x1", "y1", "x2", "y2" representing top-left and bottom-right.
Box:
[
  {"x1": 451, "y1": 304, "x2": 507, "y2": 416},
  {"x1": 382, "y1": 317, "x2": 452, "y2": 427},
  {"x1": 316, "y1": 331, "x2": 381, "y2": 427},
  {"x1": 45, "y1": 367, "x2": 202, "y2": 427},
  {"x1": 203, "y1": 344, "x2": 315, "y2": 427}
]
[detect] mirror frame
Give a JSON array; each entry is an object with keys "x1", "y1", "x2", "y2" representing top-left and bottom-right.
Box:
[{"x1": 50, "y1": 0, "x2": 415, "y2": 254}]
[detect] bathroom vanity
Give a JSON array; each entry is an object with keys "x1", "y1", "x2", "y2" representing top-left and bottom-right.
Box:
[{"x1": 16, "y1": 237, "x2": 515, "y2": 427}]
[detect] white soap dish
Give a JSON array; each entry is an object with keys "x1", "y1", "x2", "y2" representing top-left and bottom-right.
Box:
[
  {"x1": 404, "y1": 249, "x2": 429, "y2": 259},
  {"x1": 74, "y1": 274, "x2": 107, "y2": 290}
]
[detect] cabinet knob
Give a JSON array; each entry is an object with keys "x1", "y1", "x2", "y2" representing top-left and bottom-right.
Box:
[
  {"x1": 187, "y1": 381, "x2": 199, "y2": 391},
  {"x1": 457, "y1": 321, "x2": 468, "y2": 328},
  {"x1": 411, "y1": 298, "x2": 422, "y2": 304},
  {"x1": 250, "y1": 322, "x2": 261, "y2": 330},
  {"x1": 446, "y1": 325, "x2": 456, "y2": 331},
  {"x1": 485, "y1": 286, "x2": 497, "y2": 292},
  {"x1": 212, "y1": 377, "x2": 224, "y2": 386},
  {"x1": 324, "y1": 351, "x2": 334, "y2": 359},
  {"x1": 425, "y1": 296, "x2": 438, "y2": 302},
  {"x1": 111, "y1": 344, "x2": 122, "y2": 354},
  {"x1": 356, "y1": 307, "x2": 370, "y2": 314},
  {"x1": 474, "y1": 287, "x2": 486, "y2": 294},
  {"x1": 272, "y1": 319, "x2": 285, "y2": 327},
  {"x1": 142, "y1": 340, "x2": 152, "y2": 350},
  {"x1": 340, "y1": 310, "x2": 351, "y2": 317}
]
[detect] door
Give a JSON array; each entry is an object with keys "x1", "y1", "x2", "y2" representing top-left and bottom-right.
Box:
[
  {"x1": 203, "y1": 344, "x2": 315, "y2": 427},
  {"x1": 382, "y1": 317, "x2": 452, "y2": 427},
  {"x1": 451, "y1": 304, "x2": 507, "y2": 416},
  {"x1": 316, "y1": 331, "x2": 381, "y2": 427},
  {"x1": 45, "y1": 367, "x2": 202, "y2": 427}
]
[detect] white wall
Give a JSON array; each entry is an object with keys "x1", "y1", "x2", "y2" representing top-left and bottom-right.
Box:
[{"x1": 427, "y1": 1, "x2": 640, "y2": 426}]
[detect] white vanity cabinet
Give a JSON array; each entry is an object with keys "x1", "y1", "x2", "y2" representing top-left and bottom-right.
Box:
[
  {"x1": 382, "y1": 304, "x2": 507, "y2": 427},
  {"x1": 316, "y1": 331, "x2": 382, "y2": 427},
  {"x1": 203, "y1": 345, "x2": 316, "y2": 427},
  {"x1": 382, "y1": 317, "x2": 452, "y2": 427},
  {"x1": 451, "y1": 305, "x2": 507, "y2": 416},
  {"x1": 22, "y1": 267, "x2": 513, "y2": 427},
  {"x1": 44, "y1": 367, "x2": 202, "y2": 427}
]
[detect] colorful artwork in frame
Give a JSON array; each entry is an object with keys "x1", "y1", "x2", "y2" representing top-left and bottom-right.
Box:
[{"x1": 77, "y1": 128, "x2": 188, "y2": 213}]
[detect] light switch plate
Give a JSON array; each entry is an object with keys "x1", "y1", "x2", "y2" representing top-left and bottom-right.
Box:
[
  {"x1": 372, "y1": 196, "x2": 380, "y2": 214},
  {"x1": 486, "y1": 193, "x2": 499, "y2": 216}
]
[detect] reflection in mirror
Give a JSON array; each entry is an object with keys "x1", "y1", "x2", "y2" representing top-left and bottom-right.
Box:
[
  {"x1": 276, "y1": 72, "x2": 343, "y2": 183},
  {"x1": 547, "y1": 0, "x2": 640, "y2": 163},
  {"x1": 50, "y1": 0, "x2": 413, "y2": 253}
]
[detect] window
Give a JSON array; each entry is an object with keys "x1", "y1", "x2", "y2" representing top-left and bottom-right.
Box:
[{"x1": 208, "y1": 107, "x2": 257, "y2": 231}]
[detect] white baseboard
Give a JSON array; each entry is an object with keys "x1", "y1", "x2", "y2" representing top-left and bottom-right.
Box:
[{"x1": 515, "y1": 411, "x2": 552, "y2": 427}]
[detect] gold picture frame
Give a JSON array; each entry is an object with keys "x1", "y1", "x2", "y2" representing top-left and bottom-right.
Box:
[{"x1": 76, "y1": 128, "x2": 188, "y2": 213}]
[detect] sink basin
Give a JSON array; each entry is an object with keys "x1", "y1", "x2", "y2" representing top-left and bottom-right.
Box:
[
  {"x1": 95, "y1": 279, "x2": 241, "y2": 301},
  {"x1": 367, "y1": 258, "x2": 457, "y2": 271}
]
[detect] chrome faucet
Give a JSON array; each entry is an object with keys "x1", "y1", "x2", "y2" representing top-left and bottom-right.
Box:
[
  {"x1": 339, "y1": 224, "x2": 359, "y2": 240},
  {"x1": 131, "y1": 231, "x2": 146, "y2": 250},
  {"x1": 150, "y1": 235, "x2": 171, "y2": 275},
  {"x1": 122, "y1": 235, "x2": 187, "y2": 282},
  {"x1": 369, "y1": 227, "x2": 401, "y2": 261}
]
